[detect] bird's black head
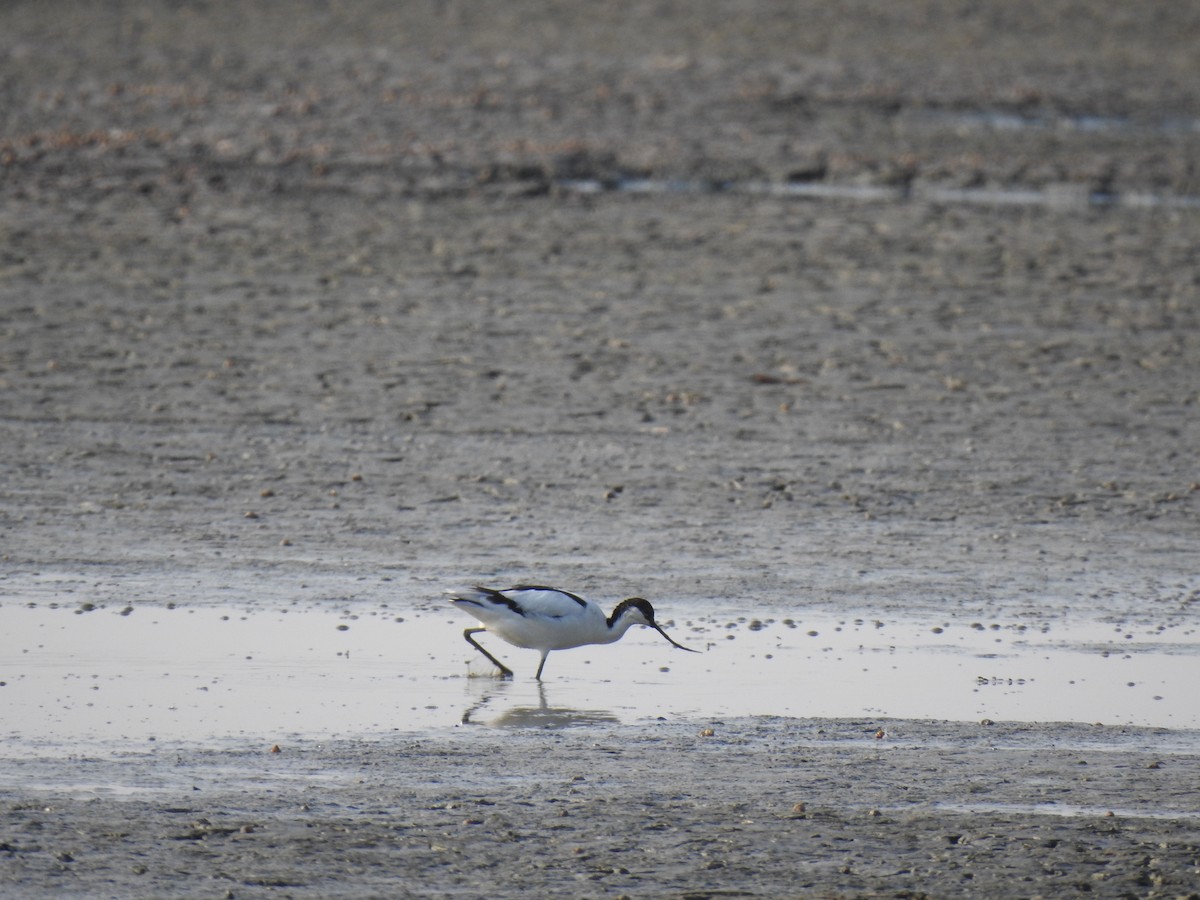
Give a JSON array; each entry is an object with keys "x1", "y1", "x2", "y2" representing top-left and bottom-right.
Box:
[
  {"x1": 611, "y1": 597, "x2": 698, "y2": 653},
  {"x1": 611, "y1": 597, "x2": 657, "y2": 626}
]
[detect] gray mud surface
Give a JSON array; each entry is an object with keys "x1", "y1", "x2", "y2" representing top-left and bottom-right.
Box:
[
  {"x1": 2, "y1": 2, "x2": 1200, "y2": 897},
  {"x1": 3, "y1": 721, "x2": 1199, "y2": 898}
]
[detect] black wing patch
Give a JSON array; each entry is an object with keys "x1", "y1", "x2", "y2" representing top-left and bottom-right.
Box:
[{"x1": 474, "y1": 586, "x2": 527, "y2": 617}]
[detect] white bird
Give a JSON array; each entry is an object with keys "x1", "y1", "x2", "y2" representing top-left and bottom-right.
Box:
[{"x1": 449, "y1": 584, "x2": 698, "y2": 680}]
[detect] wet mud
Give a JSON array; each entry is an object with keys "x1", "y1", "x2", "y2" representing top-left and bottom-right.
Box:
[{"x1": 3, "y1": 722, "x2": 1199, "y2": 897}]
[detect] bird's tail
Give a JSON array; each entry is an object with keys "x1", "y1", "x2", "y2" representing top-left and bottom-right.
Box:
[{"x1": 446, "y1": 585, "x2": 492, "y2": 607}]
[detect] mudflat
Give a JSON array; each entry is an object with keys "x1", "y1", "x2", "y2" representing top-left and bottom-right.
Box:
[{"x1": 2, "y1": 2, "x2": 1198, "y2": 896}]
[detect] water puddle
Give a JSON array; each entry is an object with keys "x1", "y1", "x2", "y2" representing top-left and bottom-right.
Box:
[
  {"x1": 559, "y1": 107, "x2": 1200, "y2": 211},
  {"x1": 931, "y1": 801, "x2": 1200, "y2": 822},
  {"x1": 2, "y1": 602, "x2": 1197, "y2": 752},
  {"x1": 559, "y1": 177, "x2": 1200, "y2": 211},
  {"x1": 909, "y1": 108, "x2": 1200, "y2": 137}
]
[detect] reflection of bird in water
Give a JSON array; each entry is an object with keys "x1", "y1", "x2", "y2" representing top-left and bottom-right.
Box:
[
  {"x1": 460, "y1": 681, "x2": 620, "y2": 728},
  {"x1": 449, "y1": 584, "x2": 697, "y2": 680}
]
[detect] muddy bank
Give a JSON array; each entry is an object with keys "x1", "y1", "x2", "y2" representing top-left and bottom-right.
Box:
[
  {"x1": 3, "y1": 1, "x2": 1199, "y2": 609},
  {"x1": 4, "y1": 191, "x2": 1198, "y2": 619},
  {"x1": 3, "y1": 720, "x2": 1199, "y2": 897},
  {"x1": 4, "y1": 2, "x2": 1200, "y2": 194}
]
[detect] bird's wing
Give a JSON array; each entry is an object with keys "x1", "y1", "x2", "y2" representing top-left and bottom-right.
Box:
[
  {"x1": 449, "y1": 585, "x2": 590, "y2": 621},
  {"x1": 496, "y1": 585, "x2": 589, "y2": 619}
]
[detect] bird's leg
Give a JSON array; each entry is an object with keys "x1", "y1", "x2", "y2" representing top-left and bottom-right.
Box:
[
  {"x1": 463, "y1": 628, "x2": 514, "y2": 678},
  {"x1": 534, "y1": 651, "x2": 550, "y2": 681}
]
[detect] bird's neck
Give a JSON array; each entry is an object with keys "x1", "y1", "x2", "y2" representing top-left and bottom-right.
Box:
[{"x1": 603, "y1": 614, "x2": 640, "y2": 642}]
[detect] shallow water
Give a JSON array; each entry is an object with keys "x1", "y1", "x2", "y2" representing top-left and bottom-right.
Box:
[
  {"x1": 2, "y1": 601, "x2": 1196, "y2": 753},
  {"x1": 560, "y1": 176, "x2": 1200, "y2": 210}
]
